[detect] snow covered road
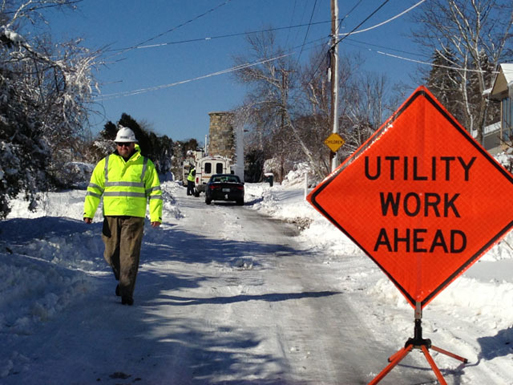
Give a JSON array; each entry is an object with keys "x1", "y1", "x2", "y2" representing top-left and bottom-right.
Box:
[{"x1": 1, "y1": 181, "x2": 512, "y2": 384}]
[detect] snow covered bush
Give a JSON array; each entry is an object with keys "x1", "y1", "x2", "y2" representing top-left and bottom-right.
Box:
[
  {"x1": 0, "y1": 98, "x2": 50, "y2": 219},
  {"x1": 54, "y1": 162, "x2": 94, "y2": 190}
]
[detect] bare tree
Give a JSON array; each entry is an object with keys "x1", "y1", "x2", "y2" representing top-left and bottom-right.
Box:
[
  {"x1": 412, "y1": 0, "x2": 513, "y2": 143},
  {"x1": 233, "y1": 30, "x2": 325, "y2": 180},
  {"x1": 233, "y1": 31, "x2": 397, "y2": 180},
  {"x1": 298, "y1": 51, "x2": 393, "y2": 167},
  {"x1": 335, "y1": 55, "x2": 392, "y2": 158}
]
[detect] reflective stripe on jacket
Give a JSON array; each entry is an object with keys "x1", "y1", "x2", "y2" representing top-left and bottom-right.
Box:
[{"x1": 84, "y1": 145, "x2": 163, "y2": 222}]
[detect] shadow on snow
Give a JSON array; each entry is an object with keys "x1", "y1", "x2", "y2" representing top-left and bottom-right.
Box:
[{"x1": 0, "y1": 214, "x2": 325, "y2": 384}]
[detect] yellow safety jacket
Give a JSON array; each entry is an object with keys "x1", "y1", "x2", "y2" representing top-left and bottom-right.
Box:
[
  {"x1": 187, "y1": 168, "x2": 195, "y2": 182},
  {"x1": 84, "y1": 145, "x2": 163, "y2": 223}
]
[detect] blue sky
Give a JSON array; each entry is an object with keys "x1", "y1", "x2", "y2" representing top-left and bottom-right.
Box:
[{"x1": 45, "y1": 0, "x2": 427, "y2": 143}]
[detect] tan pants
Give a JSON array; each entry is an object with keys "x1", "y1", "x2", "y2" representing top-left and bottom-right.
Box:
[{"x1": 102, "y1": 216, "x2": 144, "y2": 299}]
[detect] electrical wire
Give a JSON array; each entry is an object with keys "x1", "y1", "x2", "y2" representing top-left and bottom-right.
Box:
[
  {"x1": 97, "y1": 36, "x2": 497, "y2": 102},
  {"x1": 97, "y1": 1, "x2": 435, "y2": 101},
  {"x1": 284, "y1": 0, "x2": 298, "y2": 47},
  {"x1": 96, "y1": 53, "x2": 293, "y2": 101},
  {"x1": 295, "y1": 0, "x2": 319, "y2": 66},
  {"x1": 344, "y1": 37, "x2": 425, "y2": 58},
  {"x1": 338, "y1": 0, "x2": 426, "y2": 37},
  {"x1": 308, "y1": 0, "x2": 394, "y2": 81},
  {"x1": 304, "y1": 0, "x2": 365, "y2": 87},
  {"x1": 120, "y1": 21, "x2": 333, "y2": 51},
  {"x1": 97, "y1": 31, "x2": 335, "y2": 101},
  {"x1": 121, "y1": 1, "x2": 424, "y2": 54},
  {"x1": 375, "y1": 50, "x2": 499, "y2": 74},
  {"x1": 338, "y1": 0, "x2": 364, "y2": 31},
  {"x1": 334, "y1": 0, "x2": 391, "y2": 47},
  {"x1": 113, "y1": 0, "x2": 233, "y2": 55},
  {"x1": 309, "y1": 0, "x2": 422, "y2": 80}
]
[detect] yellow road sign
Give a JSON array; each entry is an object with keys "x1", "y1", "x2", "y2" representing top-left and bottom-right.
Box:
[{"x1": 324, "y1": 133, "x2": 345, "y2": 152}]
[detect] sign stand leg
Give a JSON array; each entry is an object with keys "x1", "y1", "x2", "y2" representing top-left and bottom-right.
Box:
[{"x1": 368, "y1": 303, "x2": 468, "y2": 385}]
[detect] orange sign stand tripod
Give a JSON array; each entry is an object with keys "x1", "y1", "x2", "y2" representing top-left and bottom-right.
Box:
[{"x1": 369, "y1": 303, "x2": 468, "y2": 385}]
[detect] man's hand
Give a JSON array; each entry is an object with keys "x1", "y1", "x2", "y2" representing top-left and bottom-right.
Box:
[
  {"x1": 84, "y1": 218, "x2": 92, "y2": 224},
  {"x1": 151, "y1": 221, "x2": 161, "y2": 228}
]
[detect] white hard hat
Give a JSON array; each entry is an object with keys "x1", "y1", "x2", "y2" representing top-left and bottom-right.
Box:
[{"x1": 115, "y1": 126, "x2": 138, "y2": 143}]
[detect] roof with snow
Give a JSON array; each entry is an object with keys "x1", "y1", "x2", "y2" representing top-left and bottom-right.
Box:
[{"x1": 490, "y1": 63, "x2": 513, "y2": 100}]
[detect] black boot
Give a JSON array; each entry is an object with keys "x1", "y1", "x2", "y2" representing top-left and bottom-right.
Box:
[{"x1": 121, "y1": 296, "x2": 134, "y2": 306}]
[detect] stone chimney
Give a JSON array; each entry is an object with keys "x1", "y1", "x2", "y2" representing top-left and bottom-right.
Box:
[{"x1": 208, "y1": 111, "x2": 235, "y2": 159}]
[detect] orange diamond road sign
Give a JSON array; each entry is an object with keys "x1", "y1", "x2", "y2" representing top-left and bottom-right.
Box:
[
  {"x1": 324, "y1": 132, "x2": 345, "y2": 152},
  {"x1": 308, "y1": 86, "x2": 513, "y2": 309}
]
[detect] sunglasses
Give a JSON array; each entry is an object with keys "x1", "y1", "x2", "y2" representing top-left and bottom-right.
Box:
[{"x1": 116, "y1": 142, "x2": 133, "y2": 147}]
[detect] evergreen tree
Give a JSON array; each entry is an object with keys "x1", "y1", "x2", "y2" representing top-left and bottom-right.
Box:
[
  {"x1": 101, "y1": 122, "x2": 118, "y2": 140},
  {"x1": 425, "y1": 50, "x2": 462, "y2": 120},
  {"x1": 94, "y1": 114, "x2": 174, "y2": 175},
  {"x1": 118, "y1": 113, "x2": 152, "y2": 157}
]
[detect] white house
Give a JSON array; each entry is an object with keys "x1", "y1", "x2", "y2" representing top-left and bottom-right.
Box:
[{"x1": 488, "y1": 63, "x2": 513, "y2": 154}]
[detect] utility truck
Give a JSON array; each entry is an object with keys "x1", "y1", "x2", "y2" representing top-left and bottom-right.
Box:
[{"x1": 193, "y1": 155, "x2": 231, "y2": 197}]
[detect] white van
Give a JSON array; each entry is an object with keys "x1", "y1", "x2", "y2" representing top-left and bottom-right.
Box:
[{"x1": 194, "y1": 156, "x2": 231, "y2": 196}]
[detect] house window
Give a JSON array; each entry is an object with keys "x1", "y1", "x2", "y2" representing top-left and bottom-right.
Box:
[{"x1": 503, "y1": 97, "x2": 513, "y2": 142}]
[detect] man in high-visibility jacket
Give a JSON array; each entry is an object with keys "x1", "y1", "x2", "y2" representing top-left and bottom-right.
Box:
[
  {"x1": 186, "y1": 164, "x2": 196, "y2": 196},
  {"x1": 83, "y1": 126, "x2": 162, "y2": 306}
]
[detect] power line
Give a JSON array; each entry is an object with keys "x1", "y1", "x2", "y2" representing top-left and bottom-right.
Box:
[
  {"x1": 97, "y1": 32, "x2": 337, "y2": 102},
  {"x1": 97, "y1": 1, "x2": 432, "y2": 101},
  {"x1": 334, "y1": 0, "x2": 391, "y2": 47},
  {"x1": 343, "y1": 37, "x2": 425, "y2": 59},
  {"x1": 338, "y1": 0, "x2": 426, "y2": 37},
  {"x1": 96, "y1": 53, "x2": 293, "y2": 101},
  {"x1": 123, "y1": 1, "x2": 425, "y2": 54},
  {"x1": 310, "y1": 0, "x2": 424, "y2": 80},
  {"x1": 338, "y1": 0, "x2": 364, "y2": 30},
  {"x1": 97, "y1": 32, "x2": 335, "y2": 101},
  {"x1": 112, "y1": 20, "x2": 334, "y2": 52},
  {"x1": 113, "y1": 0, "x2": 233, "y2": 55},
  {"x1": 284, "y1": 0, "x2": 299, "y2": 47},
  {"x1": 295, "y1": 0, "x2": 319, "y2": 66},
  {"x1": 376, "y1": 50, "x2": 499, "y2": 74},
  {"x1": 309, "y1": 0, "x2": 394, "y2": 81},
  {"x1": 305, "y1": 0, "x2": 365, "y2": 88}
]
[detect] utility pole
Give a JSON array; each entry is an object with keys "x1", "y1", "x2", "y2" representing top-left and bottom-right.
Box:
[
  {"x1": 330, "y1": 0, "x2": 339, "y2": 172},
  {"x1": 280, "y1": 69, "x2": 289, "y2": 182}
]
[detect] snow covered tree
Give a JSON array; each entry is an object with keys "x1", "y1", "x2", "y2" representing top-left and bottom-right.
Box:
[
  {"x1": 0, "y1": 1, "x2": 100, "y2": 218},
  {"x1": 412, "y1": 0, "x2": 513, "y2": 143}
]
